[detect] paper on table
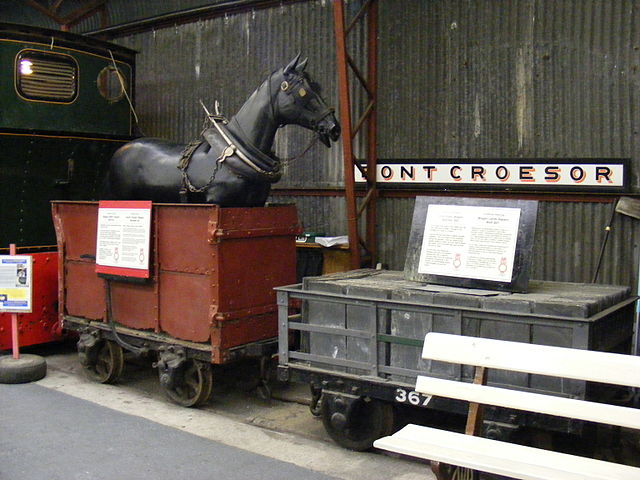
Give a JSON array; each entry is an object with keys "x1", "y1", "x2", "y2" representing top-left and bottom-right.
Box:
[{"x1": 315, "y1": 236, "x2": 349, "y2": 247}]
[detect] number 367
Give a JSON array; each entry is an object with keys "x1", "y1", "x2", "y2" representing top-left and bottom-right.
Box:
[{"x1": 394, "y1": 388, "x2": 432, "y2": 407}]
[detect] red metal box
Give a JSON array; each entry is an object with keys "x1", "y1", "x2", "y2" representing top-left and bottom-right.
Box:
[
  {"x1": 52, "y1": 201, "x2": 299, "y2": 363},
  {"x1": 0, "y1": 251, "x2": 62, "y2": 350}
]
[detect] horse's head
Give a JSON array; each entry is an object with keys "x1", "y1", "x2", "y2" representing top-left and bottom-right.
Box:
[{"x1": 273, "y1": 54, "x2": 341, "y2": 147}]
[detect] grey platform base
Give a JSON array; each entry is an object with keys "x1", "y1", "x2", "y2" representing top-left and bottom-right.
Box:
[{"x1": 0, "y1": 382, "x2": 337, "y2": 480}]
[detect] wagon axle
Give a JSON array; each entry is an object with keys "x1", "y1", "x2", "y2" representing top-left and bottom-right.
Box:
[
  {"x1": 155, "y1": 346, "x2": 187, "y2": 391},
  {"x1": 77, "y1": 330, "x2": 124, "y2": 384},
  {"x1": 154, "y1": 347, "x2": 213, "y2": 407}
]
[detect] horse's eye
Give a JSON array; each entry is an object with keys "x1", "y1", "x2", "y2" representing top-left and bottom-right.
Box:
[{"x1": 280, "y1": 81, "x2": 289, "y2": 92}]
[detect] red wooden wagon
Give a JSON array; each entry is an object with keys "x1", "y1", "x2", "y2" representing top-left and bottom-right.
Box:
[{"x1": 52, "y1": 201, "x2": 299, "y2": 406}]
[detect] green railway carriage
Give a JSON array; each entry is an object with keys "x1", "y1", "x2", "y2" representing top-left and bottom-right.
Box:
[
  {"x1": 0, "y1": 23, "x2": 135, "y2": 350},
  {"x1": 0, "y1": 23, "x2": 136, "y2": 248}
]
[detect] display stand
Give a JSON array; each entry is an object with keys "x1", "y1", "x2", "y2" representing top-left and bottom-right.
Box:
[
  {"x1": 0, "y1": 244, "x2": 46, "y2": 383},
  {"x1": 404, "y1": 197, "x2": 538, "y2": 293}
]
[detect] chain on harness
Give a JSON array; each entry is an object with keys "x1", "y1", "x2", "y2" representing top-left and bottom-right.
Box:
[{"x1": 177, "y1": 103, "x2": 227, "y2": 201}]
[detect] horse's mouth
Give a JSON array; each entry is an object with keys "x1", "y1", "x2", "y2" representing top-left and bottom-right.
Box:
[
  {"x1": 318, "y1": 122, "x2": 341, "y2": 147},
  {"x1": 319, "y1": 132, "x2": 331, "y2": 147}
]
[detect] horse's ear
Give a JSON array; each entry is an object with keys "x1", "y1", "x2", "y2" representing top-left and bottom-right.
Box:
[
  {"x1": 297, "y1": 57, "x2": 308, "y2": 72},
  {"x1": 284, "y1": 53, "x2": 301, "y2": 75}
]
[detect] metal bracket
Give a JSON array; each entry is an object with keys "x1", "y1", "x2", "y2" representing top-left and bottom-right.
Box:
[
  {"x1": 155, "y1": 346, "x2": 187, "y2": 390},
  {"x1": 77, "y1": 328, "x2": 101, "y2": 367},
  {"x1": 321, "y1": 390, "x2": 361, "y2": 432}
]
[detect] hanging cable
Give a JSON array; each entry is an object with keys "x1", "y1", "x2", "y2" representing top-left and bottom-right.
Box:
[{"x1": 108, "y1": 49, "x2": 143, "y2": 135}]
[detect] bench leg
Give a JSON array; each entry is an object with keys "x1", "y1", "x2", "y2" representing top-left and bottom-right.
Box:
[
  {"x1": 465, "y1": 366, "x2": 488, "y2": 436},
  {"x1": 431, "y1": 367, "x2": 487, "y2": 480},
  {"x1": 431, "y1": 462, "x2": 478, "y2": 480}
]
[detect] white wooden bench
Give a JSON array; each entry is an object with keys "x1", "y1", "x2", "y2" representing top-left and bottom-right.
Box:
[{"x1": 374, "y1": 332, "x2": 640, "y2": 480}]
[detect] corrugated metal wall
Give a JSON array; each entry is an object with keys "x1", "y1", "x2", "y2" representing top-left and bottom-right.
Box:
[
  {"x1": 374, "y1": 0, "x2": 640, "y2": 288},
  {"x1": 103, "y1": 1, "x2": 639, "y2": 289},
  {"x1": 378, "y1": 1, "x2": 639, "y2": 173}
]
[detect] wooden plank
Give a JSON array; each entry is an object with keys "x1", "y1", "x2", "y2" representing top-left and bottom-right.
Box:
[
  {"x1": 422, "y1": 333, "x2": 640, "y2": 387},
  {"x1": 465, "y1": 366, "x2": 487, "y2": 436},
  {"x1": 415, "y1": 376, "x2": 640, "y2": 430},
  {"x1": 373, "y1": 424, "x2": 640, "y2": 480}
]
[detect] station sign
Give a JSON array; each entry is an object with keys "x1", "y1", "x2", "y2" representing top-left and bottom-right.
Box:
[
  {"x1": 0, "y1": 255, "x2": 32, "y2": 313},
  {"x1": 355, "y1": 159, "x2": 628, "y2": 192},
  {"x1": 96, "y1": 200, "x2": 152, "y2": 279}
]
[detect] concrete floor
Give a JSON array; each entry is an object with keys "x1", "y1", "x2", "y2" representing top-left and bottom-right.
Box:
[
  {"x1": 1, "y1": 343, "x2": 433, "y2": 480},
  {"x1": 6, "y1": 342, "x2": 638, "y2": 479}
]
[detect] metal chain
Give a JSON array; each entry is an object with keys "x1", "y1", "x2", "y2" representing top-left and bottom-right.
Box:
[{"x1": 180, "y1": 151, "x2": 222, "y2": 194}]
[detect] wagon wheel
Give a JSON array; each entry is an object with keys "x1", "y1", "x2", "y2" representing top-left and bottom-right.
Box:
[
  {"x1": 321, "y1": 397, "x2": 394, "y2": 451},
  {"x1": 160, "y1": 359, "x2": 213, "y2": 408},
  {"x1": 83, "y1": 340, "x2": 124, "y2": 384}
]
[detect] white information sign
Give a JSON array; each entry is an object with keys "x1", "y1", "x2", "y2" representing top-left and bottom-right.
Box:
[
  {"x1": 96, "y1": 201, "x2": 152, "y2": 278},
  {"x1": 418, "y1": 204, "x2": 521, "y2": 282},
  {"x1": 0, "y1": 255, "x2": 33, "y2": 312}
]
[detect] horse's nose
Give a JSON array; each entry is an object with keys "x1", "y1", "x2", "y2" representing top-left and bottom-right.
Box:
[
  {"x1": 323, "y1": 114, "x2": 340, "y2": 141},
  {"x1": 317, "y1": 113, "x2": 341, "y2": 146},
  {"x1": 329, "y1": 121, "x2": 341, "y2": 141}
]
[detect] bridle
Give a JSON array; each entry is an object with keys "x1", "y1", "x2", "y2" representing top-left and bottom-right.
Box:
[
  {"x1": 269, "y1": 70, "x2": 336, "y2": 162},
  {"x1": 276, "y1": 72, "x2": 336, "y2": 131}
]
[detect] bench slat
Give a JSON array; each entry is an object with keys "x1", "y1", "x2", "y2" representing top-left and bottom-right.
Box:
[
  {"x1": 415, "y1": 376, "x2": 640, "y2": 430},
  {"x1": 422, "y1": 333, "x2": 640, "y2": 388},
  {"x1": 374, "y1": 424, "x2": 640, "y2": 480}
]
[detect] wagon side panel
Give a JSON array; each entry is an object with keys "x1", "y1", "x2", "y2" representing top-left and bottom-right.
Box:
[
  {"x1": 111, "y1": 281, "x2": 158, "y2": 331},
  {"x1": 159, "y1": 271, "x2": 211, "y2": 342},
  {"x1": 209, "y1": 206, "x2": 299, "y2": 361},
  {"x1": 156, "y1": 205, "x2": 214, "y2": 341},
  {"x1": 214, "y1": 206, "x2": 299, "y2": 315},
  {"x1": 53, "y1": 202, "x2": 105, "y2": 321}
]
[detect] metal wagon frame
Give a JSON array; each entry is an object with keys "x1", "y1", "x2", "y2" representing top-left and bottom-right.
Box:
[{"x1": 276, "y1": 279, "x2": 636, "y2": 450}]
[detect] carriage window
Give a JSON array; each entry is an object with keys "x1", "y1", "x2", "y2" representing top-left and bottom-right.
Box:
[
  {"x1": 97, "y1": 65, "x2": 126, "y2": 103},
  {"x1": 16, "y1": 50, "x2": 77, "y2": 102}
]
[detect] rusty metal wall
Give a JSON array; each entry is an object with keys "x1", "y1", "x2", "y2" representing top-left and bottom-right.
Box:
[
  {"x1": 275, "y1": 194, "x2": 348, "y2": 236},
  {"x1": 377, "y1": 1, "x2": 639, "y2": 178}
]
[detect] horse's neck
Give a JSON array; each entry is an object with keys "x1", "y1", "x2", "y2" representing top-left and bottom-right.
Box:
[{"x1": 227, "y1": 81, "x2": 278, "y2": 153}]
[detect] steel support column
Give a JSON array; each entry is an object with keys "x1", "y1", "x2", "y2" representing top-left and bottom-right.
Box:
[{"x1": 333, "y1": 0, "x2": 378, "y2": 269}]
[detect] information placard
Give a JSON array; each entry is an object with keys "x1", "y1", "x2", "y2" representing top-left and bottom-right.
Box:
[
  {"x1": 96, "y1": 200, "x2": 152, "y2": 279},
  {"x1": 0, "y1": 255, "x2": 33, "y2": 313},
  {"x1": 418, "y1": 204, "x2": 521, "y2": 282},
  {"x1": 404, "y1": 197, "x2": 538, "y2": 292}
]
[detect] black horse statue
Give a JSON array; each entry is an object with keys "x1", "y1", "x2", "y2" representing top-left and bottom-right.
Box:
[{"x1": 106, "y1": 55, "x2": 340, "y2": 206}]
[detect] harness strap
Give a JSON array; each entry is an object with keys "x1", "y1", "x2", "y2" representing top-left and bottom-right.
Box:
[
  {"x1": 206, "y1": 117, "x2": 281, "y2": 181},
  {"x1": 178, "y1": 139, "x2": 202, "y2": 170}
]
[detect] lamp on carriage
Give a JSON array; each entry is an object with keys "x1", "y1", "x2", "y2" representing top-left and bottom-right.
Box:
[{"x1": 19, "y1": 59, "x2": 33, "y2": 75}]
